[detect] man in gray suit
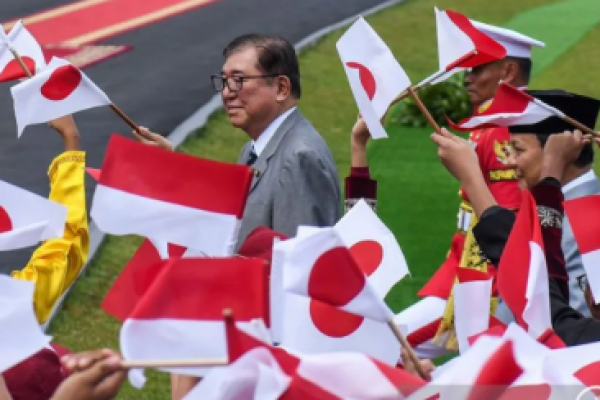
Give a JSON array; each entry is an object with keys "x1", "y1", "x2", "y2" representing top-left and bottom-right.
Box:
[{"x1": 212, "y1": 34, "x2": 341, "y2": 247}]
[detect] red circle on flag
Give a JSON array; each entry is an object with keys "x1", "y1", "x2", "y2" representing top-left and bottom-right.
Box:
[
  {"x1": 309, "y1": 299, "x2": 364, "y2": 338},
  {"x1": 0, "y1": 207, "x2": 13, "y2": 233},
  {"x1": 346, "y1": 61, "x2": 377, "y2": 100},
  {"x1": 41, "y1": 65, "x2": 82, "y2": 101},
  {"x1": 349, "y1": 240, "x2": 384, "y2": 276},
  {"x1": 0, "y1": 57, "x2": 36, "y2": 82},
  {"x1": 308, "y1": 247, "x2": 366, "y2": 307}
]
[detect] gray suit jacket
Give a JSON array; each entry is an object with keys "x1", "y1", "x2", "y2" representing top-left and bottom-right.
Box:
[
  {"x1": 562, "y1": 175, "x2": 600, "y2": 317},
  {"x1": 234, "y1": 108, "x2": 341, "y2": 249}
]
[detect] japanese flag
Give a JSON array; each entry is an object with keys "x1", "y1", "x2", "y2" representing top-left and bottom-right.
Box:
[
  {"x1": 283, "y1": 227, "x2": 393, "y2": 322},
  {"x1": 0, "y1": 179, "x2": 66, "y2": 251},
  {"x1": 337, "y1": 16, "x2": 411, "y2": 140},
  {"x1": 0, "y1": 21, "x2": 46, "y2": 82},
  {"x1": 335, "y1": 199, "x2": 409, "y2": 297},
  {"x1": 11, "y1": 57, "x2": 111, "y2": 137}
]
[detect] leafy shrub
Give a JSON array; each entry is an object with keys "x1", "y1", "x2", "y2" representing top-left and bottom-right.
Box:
[{"x1": 389, "y1": 72, "x2": 472, "y2": 128}]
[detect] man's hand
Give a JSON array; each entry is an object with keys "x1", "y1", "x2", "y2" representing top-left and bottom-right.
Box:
[
  {"x1": 540, "y1": 130, "x2": 590, "y2": 182},
  {"x1": 132, "y1": 126, "x2": 173, "y2": 151},
  {"x1": 48, "y1": 115, "x2": 80, "y2": 151},
  {"x1": 401, "y1": 348, "x2": 435, "y2": 380},
  {"x1": 351, "y1": 115, "x2": 370, "y2": 168},
  {"x1": 430, "y1": 128, "x2": 480, "y2": 185},
  {"x1": 51, "y1": 349, "x2": 126, "y2": 400}
]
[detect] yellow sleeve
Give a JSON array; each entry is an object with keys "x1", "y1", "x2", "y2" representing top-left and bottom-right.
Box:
[{"x1": 12, "y1": 151, "x2": 89, "y2": 324}]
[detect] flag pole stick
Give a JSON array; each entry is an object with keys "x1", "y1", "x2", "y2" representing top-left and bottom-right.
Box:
[
  {"x1": 407, "y1": 87, "x2": 442, "y2": 134},
  {"x1": 109, "y1": 103, "x2": 143, "y2": 133},
  {"x1": 387, "y1": 320, "x2": 431, "y2": 381},
  {"x1": 121, "y1": 358, "x2": 228, "y2": 369},
  {"x1": 9, "y1": 47, "x2": 33, "y2": 78},
  {"x1": 389, "y1": 50, "x2": 478, "y2": 107},
  {"x1": 532, "y1": 99, "x2": 600, "y2": 137}
]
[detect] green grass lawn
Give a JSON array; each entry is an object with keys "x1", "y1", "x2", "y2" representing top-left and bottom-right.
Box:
[{"x1": 49, "y1": 0, "x2": 600, "y2": 398}]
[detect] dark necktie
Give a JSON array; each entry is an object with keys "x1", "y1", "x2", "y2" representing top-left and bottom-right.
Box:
[{"x1": 246, "y1": 146, "x2": 258, "y2": 166}]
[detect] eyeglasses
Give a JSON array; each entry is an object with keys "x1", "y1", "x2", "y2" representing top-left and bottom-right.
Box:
[
  {"x1": 211, "y1": 74, "x2": 280, "y2": 92},
  {"x1": 577, "y1": 274, "x2": 588, "y2": 292}
]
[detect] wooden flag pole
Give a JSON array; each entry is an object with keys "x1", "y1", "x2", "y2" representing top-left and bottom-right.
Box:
[
  {"x1": 121, "y1": 358, "x2": 228, "y2": 369},
  {"x1": 9, "y1": 47, "x2": 33, "y2": 78},
  {"x1": 407, "y1": 87, "x2": 442, "y2": 134},
  {"x1": 387, "y1": 320, "x2": 431, "y2": 382},
  {"x1": 109, "y1": 103, "x2": 143, "y2": 134},
  {"x1": 389, "y1": 50, "x2": 479, "y2": 108},
  {"x1": 532, "y1": 99, "x2": 600, "y2": 137}
]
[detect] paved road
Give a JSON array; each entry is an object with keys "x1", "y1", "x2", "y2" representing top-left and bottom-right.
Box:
[{"x1": 0, "y1": 0, "x2": 391, "y2": 273}]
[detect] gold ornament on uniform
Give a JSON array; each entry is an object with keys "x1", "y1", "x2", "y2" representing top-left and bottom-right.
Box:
[{"x1": 432, "y1": 202, "x2": 498, "y2": 350}]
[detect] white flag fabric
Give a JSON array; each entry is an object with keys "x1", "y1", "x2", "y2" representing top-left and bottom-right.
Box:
[
  {"x1": 0, "y1": 179, "x2": 66, "y2": 251},
  {"x1": 543, "y1": 341, "x2": 600, "y2": 388},
  {"x1": 0, "y1": 276, "x2": 52, "y2": 373},
  {"x1": 0, "y1": 21, "x2": 46, "y2": 82},
  {"x1": 183, "y1": 348, "x2": 291, "y2": 400},
  {"x1": 11, "y1": 57, "x2": 111, "y2": 137},
  {"x1": 453, "y1": 269, "x2": 494, "y2": 354},
  {"x1": 91, "y1": 135, "x2": 252, "y2": 255},
  {"x1": 337, "y1": 16, "x2": 411, "y2": 140},
  {"x1": 335, "y1": 199, "x2": 409, "y2": 297},
  {"x1": 297, "y1": 352, "x2": 425, "y2": 399},
  {"x1": 563, "y1": 195, "x2": 600, "y2": 305},
  {"x1": 283, "y1": 227, "x2": 393, "y2": 322}
]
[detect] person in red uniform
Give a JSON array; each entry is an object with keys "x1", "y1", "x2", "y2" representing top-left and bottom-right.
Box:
[{"x1": 344, "y1": 22, "x2": 545, "y2": 358}]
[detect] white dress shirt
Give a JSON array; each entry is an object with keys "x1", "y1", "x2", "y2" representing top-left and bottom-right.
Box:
[
  {"x1": 252, "y1": 106, "x2": 297, "y2": 156},
  {"x1": 562, "y1": 169, "x2": 597, "y2": 195}
]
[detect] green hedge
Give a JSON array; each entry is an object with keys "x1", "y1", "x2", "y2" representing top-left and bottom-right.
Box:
[{"x1": 391, "y1": 72, "x2": 472, "y2": 128}]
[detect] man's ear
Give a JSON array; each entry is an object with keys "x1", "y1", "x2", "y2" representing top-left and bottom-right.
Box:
[
  {"x1": 275, "y1": 76, "x2": 292, "y2": 103},
  {"x1": 501, "y1": 60, "x2": 521, "y2": 86}
]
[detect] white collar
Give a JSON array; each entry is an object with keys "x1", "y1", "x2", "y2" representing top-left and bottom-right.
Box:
[
  {"x1": 562, "y1": 170, "x2": 597, "y2": 194},
  {"x1": 252, "y1": 107, "x2": 296, "y2": 156}
]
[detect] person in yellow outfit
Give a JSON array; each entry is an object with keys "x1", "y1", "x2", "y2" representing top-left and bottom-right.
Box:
[{"x1": 11, "y1": 115, "x2": 89, "y2": 325}]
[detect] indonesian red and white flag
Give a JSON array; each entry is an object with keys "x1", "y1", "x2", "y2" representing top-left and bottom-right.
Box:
[
  {"x1": 497, "y1": 191, "x2": 552, "y2": 339},
  {"x1": 542, "y1": 341, "x2": 600, "y2": 388},
  {"x1": 447, "y1": 83, "x2": 561, "y2": 131},
  {"x1": 453, "y1": 269, "x2": 494, "y2": 354},
  {"x1": 298, "y1": 352, "x2": 426, "y2": 399},
  {"x1": 334, "y1": 199, "x2": 409, "y2": 297},
  {"x1": 182, "y1": 348, "x2": 292, "y2": 400},
  {"x1": 563, "y1": 194, "x2": 600, "y2": 304},
  {"x1": 428, "y1": 8, "x2": 506, "y2": 84},
  {"x1": 283, "y1": 227, "x2": 393, "y2": 322},
  {"x1": 11, "y1": 57, "x2": 111, "y2": 137},
  {"x1": 91, "y1": 135, "x2": 253, "y2": 255},
  {"x1": 337, "y1": 16, "x2": 411, "y2": 140},
  {"x1": 409, "y1": 335, "x2": 524, "y2": 400},
  {"x1": 120, "y1": 257, "x2": 269, "y2": 386},
  {"x1": 0, "y1": 21, "x2": 46, "y2": 82},
  {"x1": 0, "y1": 276, "x2": 52, "y2": 373},
  {"x1": 271, "y1": 235, "x2": 401, "y2": 365},
  {"x1": 0, "y1": 179, "x2": 66, "y2": 251}
]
